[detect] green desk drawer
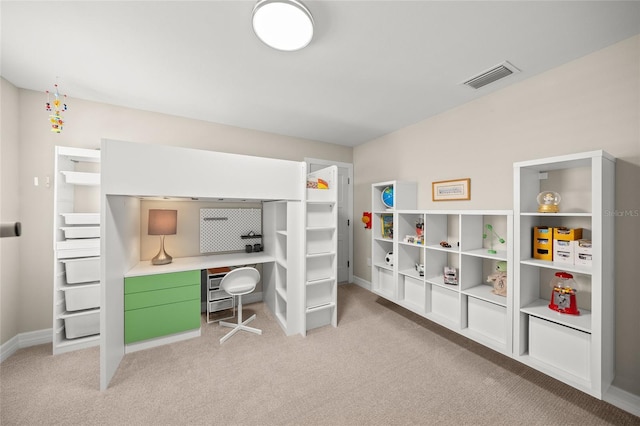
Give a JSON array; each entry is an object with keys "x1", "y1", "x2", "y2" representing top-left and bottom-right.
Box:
[
  {"x1": 125, "y1": 299, "x2": 200, "y2": 344},
  {"x1": 125, "y1": 270, "x2": 200, "y2": 294},
  {"x1": 125, "y1": 283, "x2": 200, "y2": 310}
]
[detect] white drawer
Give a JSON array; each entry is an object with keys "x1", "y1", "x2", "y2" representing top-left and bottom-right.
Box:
[
  {"x1": 62, "y1": 284, "x2": 100, "y2": 311},
  {"x1": 468, "y1": 297, "x2": 507, "y2": 345},
  {"x1": 64, "y1": 310, "x2": 100, "y2": 339},
  {"x1": 61, "y1": 257, "x2": 100, "y2": 284},
  {"x1": 208, "y1": 298, "x2": 234, "y2": 312},
  {"x1": 209, "y1": 289, "x2": 230, "y2": 301},
  {"x1": 61, "y1": 226, "x2": 100, "y2": 239},
  {"x1": 529, "y1": 315, "x2": 591, "y2": 380}
]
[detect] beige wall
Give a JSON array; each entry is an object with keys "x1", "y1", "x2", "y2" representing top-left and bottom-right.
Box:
[
  {"x1": 2, "y1": 86, "x2": 351, "y2": 346},
  {"x1": 0, "y1": 78, "x2": 21, "y2": 344},
  {"x1": 354, "y1": 35, "x2": 640, "y2": 394}
]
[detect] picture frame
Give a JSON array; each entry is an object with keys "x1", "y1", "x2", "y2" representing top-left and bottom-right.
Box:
[{"x1": 432, "y1": 178, "x2": 471, "y2": 201}]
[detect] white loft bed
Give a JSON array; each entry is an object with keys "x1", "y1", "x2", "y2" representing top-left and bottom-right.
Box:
[{"x1": 99, "y1": 139, "x2": 310, "y2": 390}]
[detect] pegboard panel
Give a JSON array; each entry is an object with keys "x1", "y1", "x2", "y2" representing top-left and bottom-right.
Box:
[{"x1": 200, "y1": 208, "x2": 262, "y2": 253}]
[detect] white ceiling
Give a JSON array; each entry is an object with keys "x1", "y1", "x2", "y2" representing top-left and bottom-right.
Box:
[{"x1": 2, "y1": 1, "x2": 640, "y2": 147}]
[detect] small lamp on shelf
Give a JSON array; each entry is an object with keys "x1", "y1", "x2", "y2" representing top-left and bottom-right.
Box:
[{"x1": 148, "y1": 209, "x2": 177, "y2": 265}]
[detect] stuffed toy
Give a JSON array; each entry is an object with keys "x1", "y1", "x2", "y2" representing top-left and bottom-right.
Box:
[{"x1": 487, "y1": 261, "x2": 507, "y2": 296}]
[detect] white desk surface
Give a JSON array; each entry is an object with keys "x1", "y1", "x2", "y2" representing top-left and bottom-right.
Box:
[{"x1": 125, "y1": 252, "x2": 275, "y2": 277}]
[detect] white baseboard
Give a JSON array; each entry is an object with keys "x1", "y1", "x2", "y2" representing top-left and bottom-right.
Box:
[
  {"x1": 1, "y1": 328, "x2": 52, "y2": 363},
  {"x1": 352, "y1": 276, "x2": 371, "y2": 291},
  {"x1": 605, "y1": 385, "x2": 640, "y2": 417}
]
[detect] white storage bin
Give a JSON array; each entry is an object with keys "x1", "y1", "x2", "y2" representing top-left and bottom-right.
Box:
[
  {"x1": 431, "y1": 285, "x2": 459, "y2": 325},
  {"x1": 376, "y1": 267, "x2": 394, "y2": 297},
  {"x1": 403, "y1": 276, "x2": 425, "y2": 310},
  {"x1": 56, "y1": 238, "x2": 100, "y2": 251},
  {"x1": 529, "y1": 315, "x2": 591, "y2": 380},
  {"x1": 64, "y1": 311, "x2": 100, "y2": 339},
  {"x1": 61, "y1": 257, "x2": 100, "y2": 284},
  {"x1": 60, "y1": 171, "x2": 100, "y2": 185},
  {"x1": 61, "y1": 213, "x2": 100, "y2": 225},
  {"x1": 63, "y1": 284, "x2": 100, "y2": 311},
  {"x1": 468, "y1": 297, "x2": 507, "y2": 344},
  {"x1": 61, "y1": 226, "x2": 100, "y2": 239}
]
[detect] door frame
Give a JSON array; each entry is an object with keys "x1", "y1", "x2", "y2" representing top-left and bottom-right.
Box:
[{"x1": 305, "y1": 157, "x2": 353, "y2": 284}]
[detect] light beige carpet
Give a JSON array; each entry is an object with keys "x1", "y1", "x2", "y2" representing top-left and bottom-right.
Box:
[{"x1": 1, "y1": 284, "x2": 637, "y2": 425}]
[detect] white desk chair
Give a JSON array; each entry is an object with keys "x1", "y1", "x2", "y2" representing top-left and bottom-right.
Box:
[{"x1": 219, "y1": 267, "x2": 262, "y2": 344}]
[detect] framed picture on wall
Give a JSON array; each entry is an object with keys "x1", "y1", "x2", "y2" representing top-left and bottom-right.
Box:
[{"x1": 432, "y1": 178, "x2": 471, "y2": 201}]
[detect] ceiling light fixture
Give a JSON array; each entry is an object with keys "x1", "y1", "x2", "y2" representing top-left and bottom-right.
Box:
[{"x1": 252, "y1": 0, "x2": 314, "y2": 51}]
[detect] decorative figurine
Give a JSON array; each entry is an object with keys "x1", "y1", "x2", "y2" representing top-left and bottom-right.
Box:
[
  {"x1": 487, "y1": 261, "x2": 507, "y2": 296},
  {"x1": 483, "y1": 224, "x2": 506, "y2": 254},
  {"x1": 537, "y1": 191, "x2": 561, "y2": 213}
]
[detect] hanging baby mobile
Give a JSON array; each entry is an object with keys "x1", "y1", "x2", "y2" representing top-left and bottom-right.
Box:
[{"x1": 45, "y1": 83, "x2": 68, "y2": 133}]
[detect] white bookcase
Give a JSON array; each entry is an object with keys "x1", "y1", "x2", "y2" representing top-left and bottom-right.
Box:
[
  {"x1": 394, "y1": 210, "x2": 514, "y2": 356},
  {"x1": 262, "y1": 200, "x2": 304, "y2": 336},
  {"x1": 53, "y1": 146, "x2": 101, "y2": 354},
  {"x1": 513, "y1": 150, "x2": 615, "y2": 398},
  {"x1": 371, "y1": 181, "x2": 417, "y2": 300},
  {"x1": 304, "y1": 166, "x2": 338, "y2": 334}
]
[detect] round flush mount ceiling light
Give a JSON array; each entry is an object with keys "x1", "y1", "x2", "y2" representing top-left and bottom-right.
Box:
[{"x1": 252, "y1": 0, "x2": 314, "y2": 51}]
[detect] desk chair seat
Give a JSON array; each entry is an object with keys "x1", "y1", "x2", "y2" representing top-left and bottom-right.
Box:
[{"x1": 219, "y1": 267, "x2": 262, "y2": 344}]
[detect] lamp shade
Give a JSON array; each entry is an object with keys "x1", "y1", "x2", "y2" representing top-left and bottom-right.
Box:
[
  {"x1": 148, "y1": 209, "x2": 177, "y2": 235},
  {"x1": 252, "y1": 0, "x2": 314, "y2": 51}
]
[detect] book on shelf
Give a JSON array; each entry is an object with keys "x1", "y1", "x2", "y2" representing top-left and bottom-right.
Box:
[{"x1": 380, "y1": 214, "x2": 393, "y2": 239}]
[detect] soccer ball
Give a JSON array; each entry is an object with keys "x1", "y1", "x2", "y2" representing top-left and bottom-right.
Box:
[{"x1": 385, "y1": 252, "x2": 394, "y2": 266}]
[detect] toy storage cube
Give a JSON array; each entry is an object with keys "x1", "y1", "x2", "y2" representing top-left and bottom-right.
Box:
[
  {"x1": 529, "y1": 316, "x2": 590, "y2": 381},
  {"x1": 431, "y1": 285, "x2": 459, "y2": 325},
  {"x1": 403, "y1": 276, "x2": 425, "y2": 310},
  {"x1": 377, "y1": 268, "x2": 395, "y2": 298},
  {"x1": 468, "y1": 298, "x2": 507, "y2": 345}
]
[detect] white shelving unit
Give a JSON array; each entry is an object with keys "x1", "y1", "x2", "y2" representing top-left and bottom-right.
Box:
[
  {"x1": 513, "y1": 150, "x2": 615, "y2": 398},
  {"x1": 392, "y1": 209, "x2": 514, "y2": 356},
  {"x1": 371, "y1": 181, "x2": 417, "y2": 300},
  {"x1": 53, "y1": 146, "x2": 101, "y2": 354},
  {"x1": 262, "y1": 200, "x2": 304, "y2": 336},
  {"x1": 262, "y1": 166, "x2": 339, "y2": 336},
  {"x1": 304, "y1": 166, "x2": 338, "y2": 334}
]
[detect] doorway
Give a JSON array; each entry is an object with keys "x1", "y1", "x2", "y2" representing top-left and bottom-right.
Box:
[{"x1": 305, "y1": 158, "x2": 353, "y2": 284}]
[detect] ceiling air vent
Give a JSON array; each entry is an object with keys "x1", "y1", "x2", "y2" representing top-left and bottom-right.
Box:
[{"x1": 462, "y1": 61, "x2": 520, "y2": 89}]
